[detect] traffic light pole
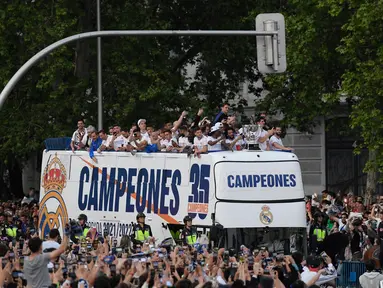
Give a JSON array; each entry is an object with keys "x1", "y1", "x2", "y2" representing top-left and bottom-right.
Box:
[{"x1": 0, "y1": 28, "x2": 281, "y2": 111}]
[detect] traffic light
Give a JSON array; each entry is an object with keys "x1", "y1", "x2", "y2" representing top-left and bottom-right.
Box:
[{"x1": 256, "y1": 13, "x2": 287, "y2": 74}]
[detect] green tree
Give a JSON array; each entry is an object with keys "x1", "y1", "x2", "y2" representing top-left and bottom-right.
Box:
[
  {"x1": 259, "y1": 0, "x2": 383, "y2": 198},
  {"x1": 0, "y1": 0, "x2": 278, "y2": 196},
  {"x1": 257, "y1": 0, "x2": 351, "y2": 132},
  {"x1": 323, "y1": 0, "x2": 383, "y2": 201}
]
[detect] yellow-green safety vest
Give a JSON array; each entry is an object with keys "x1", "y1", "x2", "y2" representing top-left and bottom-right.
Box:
[
  {"x1": 135, "y1": 229, "x2": 150, "y2": 242},
  {"x1": 186, "y1": 234, "x2": 197, "y2": 245},
  {"x1": 75, "y1": 227, "x2": 90, "y2": 240},
  {"x1": 6, "y1": 227, "x2": 17, "y2": 238},
  {"x1": 313, "y1": 228, "x2": 326, "y2": 242}
]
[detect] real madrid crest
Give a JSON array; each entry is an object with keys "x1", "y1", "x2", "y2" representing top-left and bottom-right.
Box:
[
  {"x1": 260, "y1": 205, "x2": 273, "y2": 225},
  {"x1": 39, "y1": 153, "x2": 69, "y2": 238}
]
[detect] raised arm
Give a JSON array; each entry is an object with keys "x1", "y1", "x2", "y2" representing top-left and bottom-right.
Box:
[
  {"x1": 172, "y1": 111, "x2": 187, "y2": 132},
  {"x1": 49, "y1": 235, "x2": 69, "y2": 261},
  {"x1": 258, "y1": 129, "x2": 274, "y2": 143}
]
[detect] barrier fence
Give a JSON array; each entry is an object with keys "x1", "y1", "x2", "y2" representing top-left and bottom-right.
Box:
[{"x1": 337, "y1": 261, "x2": 366, "y2": 288}]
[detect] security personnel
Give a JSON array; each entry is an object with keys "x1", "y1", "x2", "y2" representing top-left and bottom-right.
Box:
[
  {"x1": 309, "y1": 212, "x2": 327, "y2": 254},
  {"x1": 130, "y1": 213, "x2": 153, "y2": 246},
  {"x1": 71, "y1": 214, "x2": 90, "y2": 244},
  {"x1": 5, "y1": 212, "x2": 18, "y2": 240},
  {"x1": 181, "y1": 216, "x2": 197, "y2": 246}
]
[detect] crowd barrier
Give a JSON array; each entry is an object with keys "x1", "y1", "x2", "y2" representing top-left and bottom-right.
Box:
[{"x1": 337, "y1": 261, "x2": 366, "y2": 288}]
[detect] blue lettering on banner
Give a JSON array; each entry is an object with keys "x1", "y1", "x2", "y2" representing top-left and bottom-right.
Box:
[
  {"x1": 99, "y1": 168, "x2": 115, "y2": 211},
  {"x1": 77, "y1": 167, "x2": 184, "y2": 217},
  {"x1": 78, "y1": 167, "x2": 89, "y2": 210},
  {"x1": 227, "y1": 174, "x2": 297, "y2": 188}
]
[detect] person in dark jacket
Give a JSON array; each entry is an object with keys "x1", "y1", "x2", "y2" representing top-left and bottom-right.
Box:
[{"x1": 309, "y1": 212, "x2": 327, "y2": 254}]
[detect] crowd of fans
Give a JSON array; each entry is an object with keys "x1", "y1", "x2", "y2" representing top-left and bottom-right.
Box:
[
  {"x1": 307, "y1": 190, "x2": 383, "y2": 286},
  {"x1": 70, "y1": 104, "x2": 293, "y2": 162},
  {"x1": 6, "y1": 106, "x2": 383, "y2": 287},
  {"x1": 0, "y1": 195, "x2": 343, "y2": 288},
  {"x1": 3, "y1": 188, "x2": 383, "y2": 287}
]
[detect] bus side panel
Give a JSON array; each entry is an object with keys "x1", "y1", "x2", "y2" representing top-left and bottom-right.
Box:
[{"x1": 39, "y1": 151, "x2": 215, "y2": 241}]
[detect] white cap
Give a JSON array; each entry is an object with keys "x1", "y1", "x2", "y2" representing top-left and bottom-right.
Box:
[
  {"x1": 210, "y1": 125, "x2": 220, "y2": 133},
  {"x1": 137, "y1": 119, "x2": 146, "y2": 126},
  {"x1": 214, "y1": 122, "x2": 223, "y2": 128}
]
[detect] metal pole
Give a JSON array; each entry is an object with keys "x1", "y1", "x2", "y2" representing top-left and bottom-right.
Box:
[
  {"x1": 97, "y1": 0, "x2": 102, "y2": 130},
  {"x1": 0, "y1": 30, "x2": 277, "y2": 109}
]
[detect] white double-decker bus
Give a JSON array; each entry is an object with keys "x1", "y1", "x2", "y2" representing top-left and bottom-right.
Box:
[{"x1": 39, "y1": 149, "x2": 306, "y2": 253}]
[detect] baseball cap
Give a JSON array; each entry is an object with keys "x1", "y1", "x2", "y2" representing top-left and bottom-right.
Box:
[{"x1": 137, "y1": 119, "x2": 146, "y2": 126}]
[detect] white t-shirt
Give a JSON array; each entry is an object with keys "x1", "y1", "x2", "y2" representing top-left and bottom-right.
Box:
[
  {"x1": 301, "y1": 264, "x2": 337, "y2": 286},
  {"x1": 338, "y1": 219, "x2": 347, "y2": 231},
  {"x1": 269, "y1": 135, "x2": 284, "y2": 150},
  {"x1": 160, "y1": 139, "x2": 172, "y2": 151},
  {"x1": 141, "y1": 131, "x2": 150, "y2": 143},
  {"x1": 101, "y1": 135, "x2": 113, "y2": 148},
  {"x1": 113, "y1": 135, "x2": 127, "y2": 150},
  {"x1": 42, "y1": 240, "x2": 60, "y2": 252},
  {"x1": 179, "y1": 136, "x2": 191, "y2": 147},
  {"x1": 193, "y1": 136, "x2": 208, "y2": 150},
  {"x1": 225, "y1": 137, "x2": 245, "y2": 150},
  {"x1": 71, "y1": 129, "x2": 87, "y2": 146},
  {"x1": 207, "y1": 136, "x2": 223, "y2": 151},
  {"x1": 130, "y1": 137, "x2": 147, "y2": 149},
  {"x1": 257, "y1": 130, "x2": 269, "y2": 151}
]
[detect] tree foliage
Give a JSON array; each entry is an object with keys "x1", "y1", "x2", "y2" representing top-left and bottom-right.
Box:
[
  {"x1": 0, "y1": 0, "x2": 279, "y2": 196},
  {"x1": 1, "y1": 0, "x2": 383, "y2": 198},
  {"x1": 260, "y1": 0, "x2": 383, "y2": 183}
]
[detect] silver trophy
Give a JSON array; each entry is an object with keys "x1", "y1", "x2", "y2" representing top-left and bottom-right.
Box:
[{"x1": 243, "y1": 124, "x2": 262, "y2": 146}]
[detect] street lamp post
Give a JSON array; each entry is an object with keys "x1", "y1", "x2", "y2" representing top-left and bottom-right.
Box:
[
  {"x1": 96, "y1": 0, "x2": 103, "y2": 130},
  {"x1": 0, "y1": 15, "x2": 286, "y2": 110}
]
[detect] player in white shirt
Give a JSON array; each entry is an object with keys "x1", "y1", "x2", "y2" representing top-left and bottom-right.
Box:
[
  {"x1": 207, "y1": 125, "x2": 225, "y2": 151},
  {"x1": 269, "y1": 126, "x2": 293, "y2": 151},
  {"x1": 224, "y1": 127, "x2": 245, "y2": 150},
  {"x1": 138, "y1": 119, "x2": 151, "y2": 143},
  {"x1": 70, "y1": 119, "x2": 88, "y2": 152},
  {"x1": 159, "y1": 130, "x2": 182, "y2": 152},
  {"x1": 113, "y1": 134, "x2": 127, "y2": 151},
  {"x1": 98, "y1": 130, "x2": 113, "y2": 151},
  {"x1": 178, "y1": 126, "x2": 192, "y2": 148},
  {"x1": 128, "y1": 129, "x2": 149, "y2": 151},
  {"x1": 255, "y1": 117, "x2": 274, "y2": 151},
  {"x1": 193, "y1": 127, "x2": 208, "y2": 157},
  {"x1": 159, "y1": 130, "x2": 173, "y2": 152}
]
